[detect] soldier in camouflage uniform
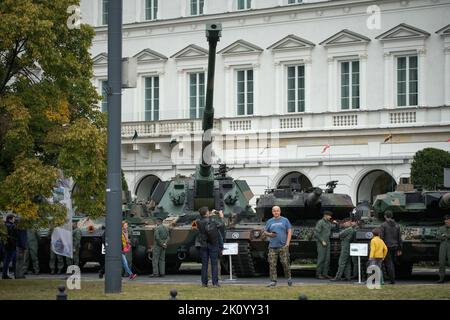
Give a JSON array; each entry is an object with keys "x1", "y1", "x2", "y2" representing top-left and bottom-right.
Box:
[
  {"x1": 150, "y1": 217, "x2": 170, "y2": 277},
  {"x1": 331, "y1": 219, "x2": 356, "y2": 281},
  {"x1": 437, "y1": 215, "x2": 450, "y2": 283},
  {"x1": 263, "y1": 206, "x2": 292, "y2": 287},
  {"x1": 66, "y1": 221, "x2": 82, "y2": 267},
  {"x1": 25, "y1": 229, "x2": 40, "y2": 274},
  {"x1": 314, "y1": 211, "x2": 338, "y2": 279}
]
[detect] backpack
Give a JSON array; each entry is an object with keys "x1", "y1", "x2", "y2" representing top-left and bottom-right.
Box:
[{"x1": 205, "y1": 217, "x2": 220, "y2": 245}]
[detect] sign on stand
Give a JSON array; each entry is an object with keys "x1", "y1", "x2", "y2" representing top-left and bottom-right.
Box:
[
  {"x1": 350, "y1": 243, "x2": 368, "y2": 284},
  {"x1": 223, "y1": 243, "x2": 238, "y2": 281}
]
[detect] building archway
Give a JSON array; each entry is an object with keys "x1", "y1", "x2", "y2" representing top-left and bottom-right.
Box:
[
  {"x1": 357, "y1": 170, "x2": 397, "y2": 204},
  {"x1": 277, "y1": 171, "x2": 313, "y2": 191},
  {"x1": 135, "y1": 175, "x2": 161, "y2": 202}
]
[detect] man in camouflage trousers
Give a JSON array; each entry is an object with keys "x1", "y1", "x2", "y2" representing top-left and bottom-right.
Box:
[
  {"x1": 263, "y1": 206, "x2": 292, "y2": 287},
  {"x1": 150, "y1": 217, "x2": 170, "y2": 277},
  {"x1": 314, "y1": 211, "x2": 338, "y2": 279},
  {"x1": 437, "y1": 215, "x2": 450, "y2": 283},
  {"x1": 25, "y1": 229, "x2": 40, "y2": 274},
  {"x1": 66, "y1": 221, "x2": 82, "y2": 268}
]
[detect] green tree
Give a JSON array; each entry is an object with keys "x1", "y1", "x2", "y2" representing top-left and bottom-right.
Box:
[
  {"x1": 411, "y1": 148, "x2": 450, "y2": 190},
  {"x1": 0, "y1": 0, "x2": 107, "y2": 228}
]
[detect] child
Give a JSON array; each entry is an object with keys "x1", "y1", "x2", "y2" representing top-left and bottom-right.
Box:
[{"x1": 369, "y1": 228, "x2": 387, "y2": 284}]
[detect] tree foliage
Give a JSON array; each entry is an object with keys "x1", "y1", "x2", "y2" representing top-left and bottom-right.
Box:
[
  {"x1": 0, "y1": 0, "x2": 107, "y2": 228},
  {"x1": 411, "y1": 148, "x2": 450, "y2": 190}
]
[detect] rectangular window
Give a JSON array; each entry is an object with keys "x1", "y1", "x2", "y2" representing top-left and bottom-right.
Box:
[
  {"x1": 102, "y1": 0, "x2": 108, "y2": 25},
  {"x1": 287, "y1": 65, "x2": 305, "y2": 113},
  {"x1": 101, "y1": 81, "x2": 108, "y2": 112},
  {"x1": 145, "y1": 0, "x2": 158, "y2": 21},
  {"x1": 145, "y1": 76, "x2": 159, "y2": 121},
  {"x1": 340, "y1": 60, "x2": 360, "y2": 110},
  {"x1": 288, "y1": 0, "x2": 303, "y2": 4},
  {"x1": 191, "y1": 0, "x2": 204, "y2": 15},
  {"x1": 237, "y1": 70, "x2": 254, "y2": 116},
  {"x1": 189, "y1": 73, "x2": 205, "y2": 119},
  {"x1": 397, "y1": 56, "x2": 418, "y2": 106},
  {"x1": 237, "y1": 0, "x2": 252, "y2": 10}
]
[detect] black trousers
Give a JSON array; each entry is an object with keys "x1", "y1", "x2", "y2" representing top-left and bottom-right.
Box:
[{"x1": 384, "y1": 246, "x2": 397, "y2": 281}]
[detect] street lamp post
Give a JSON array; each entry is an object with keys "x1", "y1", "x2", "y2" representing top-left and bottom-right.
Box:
[{"x1": 105, "y1": 0, "x2": 123, "y2": 294}]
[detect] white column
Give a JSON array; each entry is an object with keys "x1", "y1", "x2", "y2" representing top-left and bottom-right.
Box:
[
  {"x1": 360, "y1": 53, "x2": 368, "y2": 110},
  {"x1": 383, "y1": 53, "x2": 393, "y2": 108},
  {"x1": 327, "y1": 57, "x2": 335, "y2": 112},
  {"x1": 180, "y1": 0, "x2": 186, "y2": 17},
  {"x1": 253, "y1": 63, "x2": 260, "y2": 116},
  {"x1": 177, "y1": 69, "x2": 184, "y2": 118},
  {"x1": 135, "y1": 0, "x2": 141, "y2": 22},
  {"x1": 304, "y1": 57, "x2": 312, "y2": 112},
  {"x1": 418, "y1": 48, "x2": 426, "y2": 106},
  {"x1": 227, "y1": 0, "x2": 233, "y2": 12},
  {"x1": 224, "y1": 65, "x2": 233, "y2": 117},
  {"x1": 158, "y1": 71, "x2": 165, "y2": 120},
  {"x1": 203, "y1": 0, "x2": 208, "y2": 14},
  {"x1": 274, "y1": 62, "x2": 282, "y2": 115},
  {"x1": 444, "y1": 48, "x2": 450, "y2": 105},
  {"x1": 156, "y1": 0, "x2": 162, "y2": 20},
  {"x1": 251, "y1": 0, "x2": 256, "y2": 9}
]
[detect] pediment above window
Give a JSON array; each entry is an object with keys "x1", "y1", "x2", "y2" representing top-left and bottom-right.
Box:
[
  {"x1": 218, "y1": 40, "x2": 263, "y2": 56},
  {"x1": 436, "y1": 24, "x2": 450, "y2": 37},
  {"x1": 170, "y1": 44, "x2": 208, "y2": 59},
  {"x1": 92, "y1": 53, "x2": 108, "y2": 66},
  {"x1": 320, "y1": 29, "x2": 370, "y2": 47},
  {"x1": 133, "y1": 49, "x2": 168, "y2": 63},
  {"x1": 267, "y1": 34, "x2": 315, "y2": 51},
  {"x1": 376, "y1": 23, "x2": 430, "y2": 41}
]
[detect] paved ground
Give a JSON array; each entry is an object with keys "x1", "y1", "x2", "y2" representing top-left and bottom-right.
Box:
[{"x1": 22, "y1": 263, "x2": 449, "y2": 286}]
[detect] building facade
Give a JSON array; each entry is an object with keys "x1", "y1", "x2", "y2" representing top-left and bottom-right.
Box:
[{"x1": 80, "y1": 0, "x2": 450, "y2": 205}]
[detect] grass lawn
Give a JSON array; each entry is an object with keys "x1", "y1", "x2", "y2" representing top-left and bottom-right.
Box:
[{"x1": 0, "y1": 280, "x2": 449, "y2": 300}]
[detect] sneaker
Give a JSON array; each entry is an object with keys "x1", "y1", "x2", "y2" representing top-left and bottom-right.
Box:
[
  {"x1": 287, "y1": 278, "x2": 293, "y2": 287},
  {"x1": 266, "y1": 281, "x2": 277, "y2": 287},
  {"x1": 129, "y1": 273, "x2": 137, "y2": 280}
]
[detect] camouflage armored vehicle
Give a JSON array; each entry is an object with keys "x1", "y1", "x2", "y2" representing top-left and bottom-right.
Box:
[
  {"x1": 130, "y1": 24, "x2": 259, "y2": 274},
  {"x1": 353, "y1": 189, "x2": 450, "y2": 277},
  {"x1": 226, "y1": 181, "x2": 355, "y2": 277}
]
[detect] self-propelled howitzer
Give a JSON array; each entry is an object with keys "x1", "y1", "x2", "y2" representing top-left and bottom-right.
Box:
[{"x1": 130, "y1": 24, "x2": 258, "y2": 274}]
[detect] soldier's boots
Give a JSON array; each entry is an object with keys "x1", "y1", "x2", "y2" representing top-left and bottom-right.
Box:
[{"x1": 266, "y1": 281, "x2": 277, "y2": 287}]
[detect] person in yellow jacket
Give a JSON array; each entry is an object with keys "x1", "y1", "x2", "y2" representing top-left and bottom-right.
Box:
[{"x1": 369, "y1": 228, "x2": 388, "y2": 284}]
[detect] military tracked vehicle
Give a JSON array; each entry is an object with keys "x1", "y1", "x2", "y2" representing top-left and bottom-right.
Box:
[
  {"x1": 353, "y1": 189, "x2": 450, "y2": 277},
  {"x1": 130, "y1": 23, "x2": 258, "y2": 274},
  {"x1": 226, "y1": 181, "x2": 355, "y2": 277}
]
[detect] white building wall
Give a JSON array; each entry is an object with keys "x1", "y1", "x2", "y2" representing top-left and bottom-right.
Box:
[{"x1": 81, "y1": 0, "x2": 450, "y2": 205}]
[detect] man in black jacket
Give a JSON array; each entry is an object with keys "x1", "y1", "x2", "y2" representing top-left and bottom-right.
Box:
[
  {"x1": 196, "y1": 207, "x2": 224, "y2": 288},
  {"x1": 2, "y1": 214, "x2": 17, "y2": 279},
  {"x1": 380, "y1": 211, "x2": 402, "y2": 284}
]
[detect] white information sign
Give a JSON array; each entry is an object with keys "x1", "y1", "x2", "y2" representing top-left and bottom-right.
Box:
[
  {"x1": 350, "y1": 243, "x2": 368, "y2": 257},
  {"x1": 223, "y1": 243, "x2": 238, "y2": 256}
]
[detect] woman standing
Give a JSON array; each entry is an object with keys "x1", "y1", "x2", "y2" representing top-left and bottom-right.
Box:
[{"x1": 122, "y1": 221, "x2": 137, "y2": 280}]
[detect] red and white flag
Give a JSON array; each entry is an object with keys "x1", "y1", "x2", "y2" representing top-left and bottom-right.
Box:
[{"x1": 321, "y1": 144, "x2": 330, "y2": 154}]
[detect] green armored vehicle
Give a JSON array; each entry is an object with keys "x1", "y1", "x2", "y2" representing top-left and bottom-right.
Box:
[
  {"x1": 353, "y1": 189, "x2": 450, "y2": 277},
  {"x1": 226, "y1": 181, "x2": 355, "y2": 277},
  {"x1": 130, "y1": 23, "x2": 258, "y2": 274}
]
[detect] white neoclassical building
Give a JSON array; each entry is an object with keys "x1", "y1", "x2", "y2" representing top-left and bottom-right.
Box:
[{"x1": 80, "y1": 0, "x2": 450, "y2": 205}]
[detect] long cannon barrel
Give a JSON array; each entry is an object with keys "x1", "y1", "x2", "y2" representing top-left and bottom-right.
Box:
[
  {"x1": 439, "y1": 193, "x2": 450, "y2": 209},
  {"x1": 199, "y1": 23, "x2": 222, "y2": 177}
]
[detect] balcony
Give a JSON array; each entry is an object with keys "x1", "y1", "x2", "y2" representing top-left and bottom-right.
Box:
[{"x1": 121, "y1": 105, "x2": 450, "y2": 138}]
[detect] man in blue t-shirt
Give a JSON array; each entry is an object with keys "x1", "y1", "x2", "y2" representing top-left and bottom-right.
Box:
[{"x1": 263, "y1": 206, "x2": 292, "y2": 287}]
